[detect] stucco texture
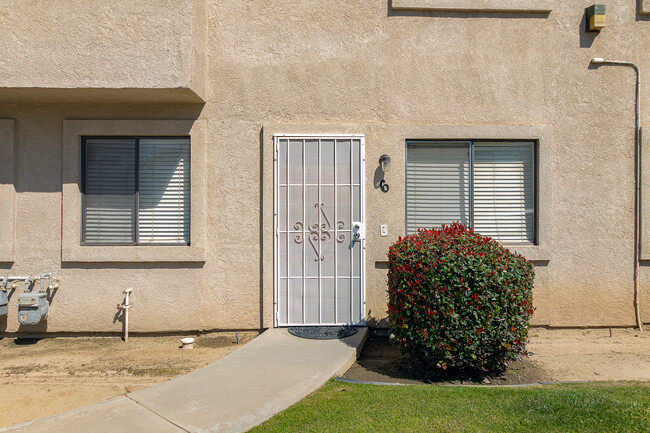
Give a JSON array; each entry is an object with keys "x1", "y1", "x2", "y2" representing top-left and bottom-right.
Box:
[
  {"x1": 0, "y1": 0, "x2": 207, "y2": 102},
  {"x1": 0, "y1": 0, "x2": 649, "y2": 333}
]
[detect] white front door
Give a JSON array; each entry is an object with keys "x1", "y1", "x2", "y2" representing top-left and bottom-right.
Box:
[{"x1": 274, "y1": 135, "x2": 365, "y2": 326}]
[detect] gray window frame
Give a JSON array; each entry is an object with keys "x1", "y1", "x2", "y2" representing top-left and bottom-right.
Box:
[
  {"x1": 81, "y1": 135, "x2": 191, "y2": 246},
  {"x1": 405, "y1": 139, "x2": 538, "y2": 245}
]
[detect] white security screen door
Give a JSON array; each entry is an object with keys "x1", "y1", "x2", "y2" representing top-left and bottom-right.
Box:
[{"x1": 274, "y1": 135, "x2": 365, "y2": 326}]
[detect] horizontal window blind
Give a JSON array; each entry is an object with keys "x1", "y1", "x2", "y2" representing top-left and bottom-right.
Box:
[
  {"x1": 406, "y1": 143, "x2": 470, "y2": 234},
  {"x1": 82, "y1": 137, "x2": 190, "y2": 245},
  {"x1": 472, "y1": 143, "x2": 534, "y2": 244},
  {"x1": 406, "y1": 140, "x2": 535, "y2": 244},
  {"x1": 138, "y1": 139, "x2": 190, "y2": 245},
  {"x1": 83, "y1": 139, "x2": 136, "y2": 244}
]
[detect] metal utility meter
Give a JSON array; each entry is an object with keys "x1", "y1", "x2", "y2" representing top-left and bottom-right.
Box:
[
  {"x1": 0, "y1": 289, "x2": 7, "y2": 316},
  {"x1": 17, "y1": 292, "x2": 48, "y2": 325},
  {"x1": 0, "y1": 277, "x2": 9, "y2": 316},
  {"x1": 1, "y1": 271, "x2": 57, "y2": 324}
]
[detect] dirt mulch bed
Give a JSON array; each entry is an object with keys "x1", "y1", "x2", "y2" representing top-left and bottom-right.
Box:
[
  {"x1": 342, "y1": 334, "x2": 551, "y2": 386},
  {"x1": 344, "y1": 327, "x2": 650, "y2": 385},
  {"x1": 0, "y1": 332, "x2": 258, "y2": 428}
]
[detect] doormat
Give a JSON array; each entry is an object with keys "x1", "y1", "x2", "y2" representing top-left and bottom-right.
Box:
[{"x1": 288, "y1": 326, "x2": 359, "y2": 340}]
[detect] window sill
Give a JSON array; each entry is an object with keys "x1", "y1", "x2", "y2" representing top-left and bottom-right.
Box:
[
  {"x1": 504, "y1": 244, "x2": 550, "y2": 262},
  {"x1": 391, "y1": 0, "x2": 552, "y2": 13},
  {"x1": 374, "y1": 246, "x2": 549, "y2": 264},
  {"x1": 62, "y1": 244, "x2": 205, "y2": 263}
]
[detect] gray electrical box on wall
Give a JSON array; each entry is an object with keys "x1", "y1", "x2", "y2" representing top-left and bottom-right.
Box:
[
  {"x1": 17, "y1": 293, "x2": 48, "y2": 325},
  {"x1": 0, "y1": 290, "x2": 8, "y2": 316}
]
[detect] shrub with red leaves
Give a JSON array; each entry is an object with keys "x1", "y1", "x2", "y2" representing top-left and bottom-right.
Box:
[{"x1": 387, "y1": 222, "x2": 534, "y2": 372}]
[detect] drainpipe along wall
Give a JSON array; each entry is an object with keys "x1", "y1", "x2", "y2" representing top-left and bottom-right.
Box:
[{"x1": 590, "y1": 58, "x2": 643, "y2": 331}]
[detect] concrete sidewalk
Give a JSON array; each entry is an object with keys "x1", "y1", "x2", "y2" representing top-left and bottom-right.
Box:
[{"x1": 2, "y1": 328, "x2": 367, "y2": 433}]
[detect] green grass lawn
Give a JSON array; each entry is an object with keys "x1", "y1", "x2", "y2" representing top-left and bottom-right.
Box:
[{"x1": 250, "y1": 380, "x2": 649, "y2": 433}]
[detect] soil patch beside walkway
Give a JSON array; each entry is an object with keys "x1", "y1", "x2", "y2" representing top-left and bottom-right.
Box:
[
  {"x1": 0, "y1": 332, "x2": 257, "y2": 429},
  {"x1": 343, "y1": 327, "x2": 650, "y2": 385}
]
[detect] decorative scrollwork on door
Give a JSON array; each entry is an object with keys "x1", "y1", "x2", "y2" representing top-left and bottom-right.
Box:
[
  {"x1": 293, "y1": 222, "x2": 304, "y2": 244},
  {"x1": 337, "y1": 221, "x2": 346, "y2": 243},
  {"x1": 294, "y1": 203, "x2": 345, "y2": 261}
]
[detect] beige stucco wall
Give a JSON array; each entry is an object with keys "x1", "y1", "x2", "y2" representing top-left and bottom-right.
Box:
[
  {"x1": 1, "y1": 0, "x2": 649, "y2": 334},
  {"x1": 0, "y1": 105, "x2": 262, "y2": 334},
  {"x1": 0, "y1": 0, "x2": 207, "y2": 102}
]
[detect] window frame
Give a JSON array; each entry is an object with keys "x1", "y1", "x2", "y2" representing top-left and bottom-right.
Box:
[
  {"x1": 80, "y1": 135, "x2": 192, "y2": 247},
  {"x1": 62, "y1": 120, "x2": 206, "y2": 264},
  {"x1": 405, "y1": 139, "x2": 538, "y2": 245}
]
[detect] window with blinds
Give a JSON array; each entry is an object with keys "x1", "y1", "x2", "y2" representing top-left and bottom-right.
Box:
[
  {"x1": 406, "y1": 143, "x2": 470, "y2": 234},
  {"x1": 406, "y1": 141, "x2": 535, "y2": 244},
  {"x1": 82, "y1": 137, "x2": 190, "y2": 245}
]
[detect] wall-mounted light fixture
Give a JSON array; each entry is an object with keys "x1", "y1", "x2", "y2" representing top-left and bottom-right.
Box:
[
  {"x1": 586, "y1": 4, "x2": 606, "y2": 32},
  {"x1": 379, "y1": 154, "x2": 391, "y2": 193}
]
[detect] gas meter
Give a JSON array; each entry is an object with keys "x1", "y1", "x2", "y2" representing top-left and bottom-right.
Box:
[
  {"x1": 0, "y1": 276, "x2": 11, "y2": 316},
  {"x1": 17, "y1": 292, "x2": 49, "y2": 325},
  {"x1": 1, "y1": 271, "x2": 57, "y2": 324},
  {"x1": 0, "y1": 289, "x2": 7, "y2": 316}
]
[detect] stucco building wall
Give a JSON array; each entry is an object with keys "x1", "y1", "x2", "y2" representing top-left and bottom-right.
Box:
[
  {"x1": 0, "y1": 0, "x2": 207, "y2": 102},
  {"x1": 0, "y1": 0, "x2": 648, "y2": 333}
]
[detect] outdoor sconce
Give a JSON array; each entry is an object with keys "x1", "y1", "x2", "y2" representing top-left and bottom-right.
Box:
[
  {"x1": 379, "y1": 154, "x2": 391, "y2": 193},
  {"x1": 586, "y1": 4, "x2": 606, "y2": 32}
]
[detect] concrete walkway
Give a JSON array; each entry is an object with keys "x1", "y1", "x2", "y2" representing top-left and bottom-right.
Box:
[{"x1": 2, "y1": 328, "x2": 367, "y2": 433}]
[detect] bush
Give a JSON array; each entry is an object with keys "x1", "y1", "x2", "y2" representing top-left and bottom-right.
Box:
[{"x1": 387, "y1": 222, "x2": 534, "y2": 372}]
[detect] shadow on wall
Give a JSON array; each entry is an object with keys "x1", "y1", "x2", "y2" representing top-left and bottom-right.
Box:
[
  {"x1": 259, "y1": 128, "x2": 265, "y2": 330},
  {"x1": 579, "y1": 10, "x2": 597, "y2": 48},
  {"x1": 46, "y1": 286, "x2": 59, "y2": 304},
  {"x1": 61, "y1": 262, "x2": 204, "y2": 270},
  {"x1": 11, "y1": 104, "x2": 205, "y2": 194},
  {"x1": 366, "y1": 310, "x2": 389, "y2": 328},
  {"x1": 373, "y1": 166, "x2": 382, "y2": 190},
  {"x1": 113, "y1": 299, "x2": 126, "y2": 337},
  {"x1": 385, "y1": 0, "x2": 550, "y2": 19},
  {"x1": 638, "y1": 1, "x2": 650, "y2": 21}
]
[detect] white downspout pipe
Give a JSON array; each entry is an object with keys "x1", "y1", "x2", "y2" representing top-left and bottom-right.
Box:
[
  {"x1": 120, "y1": 288, "x2": 133, "y2": 343},
  {"x1": 591, "y1": 58, "x2": 643, "y2": 332}
]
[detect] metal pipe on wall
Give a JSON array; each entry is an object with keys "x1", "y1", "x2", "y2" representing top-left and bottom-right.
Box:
[
  {"x1": 118, "y1": 288, "x2": 133, "y2": 343},
  {"x1": 591, "y1": 58, "x2": 643, "y2": 332}
]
